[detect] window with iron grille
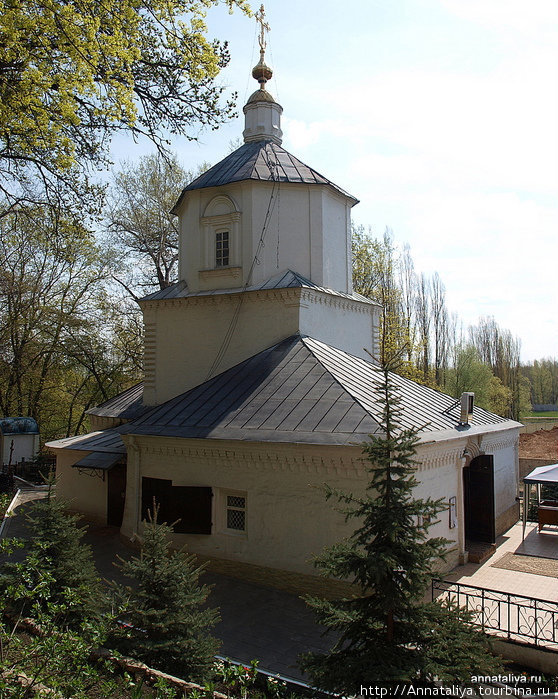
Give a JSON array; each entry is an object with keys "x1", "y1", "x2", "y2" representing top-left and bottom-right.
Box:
[
  {"x1": 215, "y1": 230, "x2": 229, "y2": 267},
  {"x1": 226, "y1": 494, "x2": 246, "y2": 532}
]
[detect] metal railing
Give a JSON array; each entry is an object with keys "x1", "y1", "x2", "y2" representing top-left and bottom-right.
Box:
[{"x1": 433, "y1": 579, "x2": 558, "y2": 649}]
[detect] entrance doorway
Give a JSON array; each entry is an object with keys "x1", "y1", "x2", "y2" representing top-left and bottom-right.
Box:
[
  {"x1": 463, "y1": 454, "x2": 495, "y2": 544},
  {"x1": 107, "y1": 463, "x2": 127, "y2": 527}
]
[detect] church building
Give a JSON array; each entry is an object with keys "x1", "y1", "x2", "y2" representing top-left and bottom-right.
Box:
[{"x1": 47, "y1": 20, "x2": 521, "y2": 591}]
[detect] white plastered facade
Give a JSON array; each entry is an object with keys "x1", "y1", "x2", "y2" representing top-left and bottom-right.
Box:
[
  {"x1": 90, "y1": 424, "x2": 518, "y2": 576},
  {"x1": 51, "y1": 68, "x2": 521, "y2": 588}
]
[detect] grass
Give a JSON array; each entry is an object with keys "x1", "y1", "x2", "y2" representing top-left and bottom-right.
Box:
[{"x1": 526, "y1": 411, "x2": 558, "y2": 418}]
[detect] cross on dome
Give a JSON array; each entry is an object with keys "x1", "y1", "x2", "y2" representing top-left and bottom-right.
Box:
[
  {"x1": 255, "y1": 4, "x2": 270, "y2": 53},
  {"x1": 251, "y1": 4, "x2": 273, "y2": 89},
  {"x1": 243, "y1": 4, "x2": 283, "y2": 144}
]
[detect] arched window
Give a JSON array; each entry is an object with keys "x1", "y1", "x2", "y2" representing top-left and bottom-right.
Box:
[{"x1": 200, "y1": 195, "x2": 241, "y2": 271}]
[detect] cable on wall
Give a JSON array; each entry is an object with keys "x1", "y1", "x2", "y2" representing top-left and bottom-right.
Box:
[{"x1": 205, "y1": 145, "x2": 281, "y2": 381}]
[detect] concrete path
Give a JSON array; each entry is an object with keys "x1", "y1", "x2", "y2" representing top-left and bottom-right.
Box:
[{"x1": 1, "y1": 487, "x2": 331, "y2": 681}]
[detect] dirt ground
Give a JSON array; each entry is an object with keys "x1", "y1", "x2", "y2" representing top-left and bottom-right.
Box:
[{"x1": 519, "y1": 426, "x2": 558, "y2": 459}]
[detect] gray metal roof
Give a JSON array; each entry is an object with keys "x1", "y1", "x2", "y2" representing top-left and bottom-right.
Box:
[
  {"x1": 171, "y1": 140, "x2": 358, "y2": 213},
  {"x1": 118, "y1": 335, "x2": 380, "y2": 445},
  {"x1": 117, "y1": 335, "x2": 516, "y2": 446},
  {"x1": 86, "y1": 382, "x2": 145, "y2": 420},
  {"x1": 45, "y1": 430, "x2": 126, "y2": 453},
  {"x1": 140, "y1": 270, "x2": 375, "y2": 306},
  {"x1": 48, "y1": 335, "x2": 519, "y2": 453},
  {"x1": 73, "y1": 451, "x2": 123, "y2": 471},
  {"x1": 303, "y1": 337, "x2": 513, "y2": 434}
]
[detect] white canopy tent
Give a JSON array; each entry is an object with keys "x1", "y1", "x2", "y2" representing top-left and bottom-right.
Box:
[{"x1": 523, "y1": 463, "x2": 558, "y2": 539}]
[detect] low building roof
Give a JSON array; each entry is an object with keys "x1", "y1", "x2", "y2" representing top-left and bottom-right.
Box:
[
  {"x1": 46, "y1": 430, "x2": 126, "y2": 453},
  {"x1": 86, "y1": 382, "x2": 145, "y2": 420},
  {"x1": 171, "y1": 140, "x2": 358, "y2": 213},
  {"x1": 0, "y1": 417, "x2": 39, "y2": 435},
  {"x1": 48, "y1": 335, "x2": 520, "y2": 453},
  {"x1": 117, "y1": 335, "x2": 517, "y2": 446},
  {"x1": 140, "y1": 269, "x2": 375, "y2": 306}
]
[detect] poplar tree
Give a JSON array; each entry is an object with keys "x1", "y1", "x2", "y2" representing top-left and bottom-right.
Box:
[
  {"x1": 112, "y1": 505, "x2": 220, "y2": 682},
  {"x1": 301, "y1": 363, "x2": 503, "y2": 691}
]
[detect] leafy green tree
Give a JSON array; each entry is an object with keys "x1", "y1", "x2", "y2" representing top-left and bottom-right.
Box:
[
  {"x1": 106, "y1": 153, "x2": 211, "y2": 296},
  {"x1": 0, "y1": 202, "x2": 139, "y2": 439},
  {"x1": 111, "y1": 505, "x2": 220, "y2": 682},
  {"x1": 300, "y1": 362, "x2": 503, "y2": 692},
  {"x1": 0, "y1": 0, "x2": 249, "y2": 217},
  {"x1": 469, "y1": 317, "x2": 522, "y2": 419},
  {"x1": 444, "y1": 344, "x2": 512, "y2": 416},
  {"x1": 0, "y1": 539, "x2": 179, "y2": 697},
  {"x1": 352, "y1": 227, "x2": 418, "y2": 378}
]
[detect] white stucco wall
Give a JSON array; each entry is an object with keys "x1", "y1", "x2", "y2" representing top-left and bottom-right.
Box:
[
  {"x1": 50, "y1": 426, "x2": 519, "y2": 579},
  {"x1": 121, "y1": 438, "x2": 359, "y2": 574},
  {"x1": 142, "y1": 287, "x2": 380, "y2": 405},
  {"x1": 119, "y1": 435, "x2": 481, "y2": 576},
  {"x1": 1, "y1": 433, "x2": 39, "y2": 464},
  {"x1": 299, "y1": 292, "x2": 379, "y2": 362},
  {"x1": 55, "y1": 449, "x2": 108, "y2": 524},
  {"x1": 141, "y1": 289, "x2": 299, "y2": 405},
  {"x1": 177, "y1": 180, "x2": 355, "y2": 295},
  {"x1": 481, "y1": 428, "x2": 520, "y2": 528}
]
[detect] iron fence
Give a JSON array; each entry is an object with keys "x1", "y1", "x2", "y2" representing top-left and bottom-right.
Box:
[
  {"x1": 432, "y1": 579, "x2": 558, "y2": 649},
  {"x1": 0, "y1": 456, "x2": 55, "y2": 489}
]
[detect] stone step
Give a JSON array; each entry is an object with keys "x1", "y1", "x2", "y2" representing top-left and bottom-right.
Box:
[{"x1": 466, "y1": 540, "x2": 497, "y2": 564}]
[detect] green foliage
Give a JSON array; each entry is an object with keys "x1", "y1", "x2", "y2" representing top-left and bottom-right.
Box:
[
  {"x1": 352, "y1": 227, "x2": 418, "y2": 377},
  {"x1": 0, "y1": 201, "x2": 141, "y2": 440},
  {"x1": 0, "y1": 539, "x2": 123, "y2": 698},
  {"x1": 106, "y1": 153, "x2": 209, "y2": 295},
  {"x1": 444, "y1": 344, "x2": 513, "y2": 416},
  {"x1": 111, "y1": 504, "x2": 220, "y2": 682},
  {"x1": 1, "y1": 484, "x2": 102, "y2": 628},
  {"x1": 0, "y1": 0, "x2": 249, "y2": 216},
  {"x1": 522, "y1": 358, "x2": 558, "y2": 407},
  {"x1": 300, "y1": 363, "x2": 504, "y2": 692}
]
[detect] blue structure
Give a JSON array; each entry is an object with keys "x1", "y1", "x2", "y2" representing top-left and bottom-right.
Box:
[{"x1": 0, "y1": 417, "x2": 40, "y2": 465}]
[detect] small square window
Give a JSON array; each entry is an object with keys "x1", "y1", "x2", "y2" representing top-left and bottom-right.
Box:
[
  {"x1": 215, "y1": 231, "x2": 229, "y2": 267},
  {"x1": 225, "y1": 493, "x2": 246, "y2": 532}
]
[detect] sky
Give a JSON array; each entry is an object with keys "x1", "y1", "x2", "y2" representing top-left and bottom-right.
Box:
[{"x1": 112, "y1": 0, "x2": 558, "y2": 362}]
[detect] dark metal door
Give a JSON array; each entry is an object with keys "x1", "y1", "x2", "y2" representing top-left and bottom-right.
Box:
[
  {"x1": 107, "y1": 463, "x2": 127, "y2": 527},
  {"x1": 464, "y1": 455, "x2": 495, "y2": 543}
]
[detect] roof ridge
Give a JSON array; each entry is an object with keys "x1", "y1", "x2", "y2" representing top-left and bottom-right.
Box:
[
  {"x1": 171, "y1": 140, "x2": 358, "y2": 212},
  {"x1": 300, "y1": 335, "x2": 383, "y2": 431}
]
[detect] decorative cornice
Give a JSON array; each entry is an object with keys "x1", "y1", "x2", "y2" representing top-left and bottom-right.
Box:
[
  {"x1": 299, "y1": 288, "x2": 371, "y2": 314},
  {"x1": 201, "y1": 212, "x2": 241, "y2": 225},
  {"x1": 415, "y1": 445, "x2": 464, "y2": 470},
  {"x1": 480, "y1": 432, "x2": 519, "y2": 453},
  {"x1": 141, "y1": 285, "x2": 377, "y2": 314},
  {"x1": 121, "y1": 435, "x2": 366, "y2": 476}
]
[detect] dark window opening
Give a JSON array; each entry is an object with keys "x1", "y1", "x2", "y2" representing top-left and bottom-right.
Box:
[{"x1": 141, "y1": 477, "x2": 212, "y2": 534}]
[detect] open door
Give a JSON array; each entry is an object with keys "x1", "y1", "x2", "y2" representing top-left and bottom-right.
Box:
[
  {"x1": 107, "y1": 463, "x2": 127, "y2": 527},
  {"x1": 463, "y1": 454, "x2": 496, "y2": 544}
]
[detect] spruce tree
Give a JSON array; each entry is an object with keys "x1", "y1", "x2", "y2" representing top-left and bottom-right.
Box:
[
  {"x1": 112, "y1": 504, "x2": 220, "y2": 682},
  {"x1": 1, "y1": 481, "x2": 101, "y2": 628},
  {"x1": 300, "y1": 363, "x2": 503, "y2": 691}
]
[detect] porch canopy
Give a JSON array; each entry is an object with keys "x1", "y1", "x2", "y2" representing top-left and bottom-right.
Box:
[{"x1": 523, "y1": 463, "x2": 558, "y2": 538}]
